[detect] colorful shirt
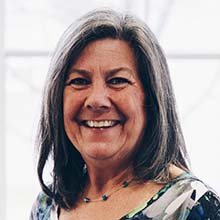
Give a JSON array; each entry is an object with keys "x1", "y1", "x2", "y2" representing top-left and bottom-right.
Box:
[{"x1": 30, "y1": 173, "x2": 220, "y2": 219}]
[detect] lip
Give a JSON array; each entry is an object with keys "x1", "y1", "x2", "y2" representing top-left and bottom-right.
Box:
[
  {"x1": 75, "y1": 118, "x2": 125, "y2": 128},
  {"x1": 75, "y1": 111, "x2": 127, "y2": 127}
]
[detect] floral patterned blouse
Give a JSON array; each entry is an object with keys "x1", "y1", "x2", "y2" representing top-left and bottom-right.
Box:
[{"x1": 30, "y1": 173, "x2": 220, "y2": 220}]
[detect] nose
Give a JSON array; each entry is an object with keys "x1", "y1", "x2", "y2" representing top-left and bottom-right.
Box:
[{"x1": 84, "y1": 82, "x2": 111, "y2": 112}]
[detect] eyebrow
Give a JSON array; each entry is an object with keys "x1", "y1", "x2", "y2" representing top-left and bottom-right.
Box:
[
  {"x1": 69, "y1": 67, "x2": 134, "y2": 77},
  {"x1": 106, "y1": 67, "x2": 133, "y2": 77},
  {"x1": 69, "y1": 68, "x2": 91, "y2": 76}
]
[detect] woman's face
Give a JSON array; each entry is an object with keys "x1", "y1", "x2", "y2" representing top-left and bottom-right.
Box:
[{"x1": 63, "y1": 38, "x2": 146, "y2": 165}]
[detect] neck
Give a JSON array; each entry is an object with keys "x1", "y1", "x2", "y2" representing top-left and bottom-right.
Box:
[{"x1": 84, "y1": 163, "x2": 133, "y2": 197}]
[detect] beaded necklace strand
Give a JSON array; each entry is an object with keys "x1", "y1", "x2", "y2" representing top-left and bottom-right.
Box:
[{"x1": 83, "y1": 179, "x2": 132, "y2": 203}]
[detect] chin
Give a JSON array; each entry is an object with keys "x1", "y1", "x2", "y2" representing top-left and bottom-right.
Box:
[{"x1": 82, "y1": 143, "x2": 119, "y2": 161}]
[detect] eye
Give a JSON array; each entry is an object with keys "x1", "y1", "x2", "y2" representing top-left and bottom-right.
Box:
[
  {"x1": 108, "y1": 77, "x2": 130, "y2": 86},
  {"x1": 65, "y1": 78, "x2": 90, "y2": 88}
]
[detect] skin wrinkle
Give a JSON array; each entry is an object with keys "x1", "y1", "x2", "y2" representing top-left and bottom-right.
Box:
[
  {"x1": 36, "y1": 10, "x2": 190, "y2": 214},
  {"x1": 64, "y1": 39, "x2": 145, "y2": 177}
]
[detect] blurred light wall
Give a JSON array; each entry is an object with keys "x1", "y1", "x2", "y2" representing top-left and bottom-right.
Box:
[{"x1": 1, "y1": 0, "x2": 220, "y2": 219}]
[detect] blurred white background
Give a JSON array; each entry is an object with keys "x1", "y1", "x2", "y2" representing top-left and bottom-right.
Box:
[{"x1": 0, "y1": 0, "x2": 220, "y2": 219}]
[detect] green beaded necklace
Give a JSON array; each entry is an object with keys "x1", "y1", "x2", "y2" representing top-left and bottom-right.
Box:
[{"x1": 83, "y1": 180, "x2": 132, "y2": 203}]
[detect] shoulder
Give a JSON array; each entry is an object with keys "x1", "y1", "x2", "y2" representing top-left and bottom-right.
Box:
[
  {"x1": 187, "y1": 190, "x2": 220, "y2": 219},
  {"x1": 167, "y1": 173, "x2": 220, "y2": 219},
  {"x1": 29, "y1": 191, "x2": 54, "y2": 220},
  {"x1": 141, "y1": 172, "x2": 220, "y2": 219}
]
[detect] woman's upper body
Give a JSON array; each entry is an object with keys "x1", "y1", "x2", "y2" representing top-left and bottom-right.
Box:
[
  {"x1": 32, "y1": 8, "x2": 220, "y2": 220},
  {"x1": 30, "y1": 171, "x2": 220, "y2": 220}
]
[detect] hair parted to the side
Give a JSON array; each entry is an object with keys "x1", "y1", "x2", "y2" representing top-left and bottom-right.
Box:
[{"x1": 37, "y1": 8, "x2": 190, "y2": 209}]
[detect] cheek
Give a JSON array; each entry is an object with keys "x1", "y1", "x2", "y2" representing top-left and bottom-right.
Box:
[
  {"x1": 63, "y1": 91, "x2": 81, "y2": 124},
  {"x1": 124, "y1": 89, "x2": 145, "y2": 117},
  {"x1": 63, "y1": 96, "x2": 73, "y2": 122},
  {"x1": 129, "y1": 90, "x2": 146, "y2": 133},
  {"x1": 114, "y1": 90, "x2": 146, "y2": 137}
]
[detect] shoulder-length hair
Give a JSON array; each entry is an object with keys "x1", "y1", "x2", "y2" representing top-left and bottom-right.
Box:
[{"x1": 37, "y1": 8, "x2": 190, "y2": 209}]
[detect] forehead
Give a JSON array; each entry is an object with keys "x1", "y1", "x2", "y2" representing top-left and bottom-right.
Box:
[
  {"x1": 81, "y1": 38, "x2": 133, "y2": 55},
  {"x1": 71, "y1": 38, "x2": 138, "y2": 74}
]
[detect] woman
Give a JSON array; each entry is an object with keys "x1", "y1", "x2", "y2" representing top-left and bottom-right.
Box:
[{"x1": 30, "y1": 9, "x2": 220, "y2": 220}]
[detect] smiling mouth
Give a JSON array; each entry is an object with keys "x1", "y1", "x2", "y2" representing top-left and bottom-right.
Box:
[{"x1": 81, "y1": 120, "x2": 121, "y2": 128}]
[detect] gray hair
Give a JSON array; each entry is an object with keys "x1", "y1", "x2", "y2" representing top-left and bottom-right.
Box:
[{"x1": 37, "y1": 8, "x2": 190, "y2": 209}]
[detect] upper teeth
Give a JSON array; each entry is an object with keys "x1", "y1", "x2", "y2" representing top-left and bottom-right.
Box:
[{"x1": 85, "y1": 120, "x2": 116, "y2": 128}]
